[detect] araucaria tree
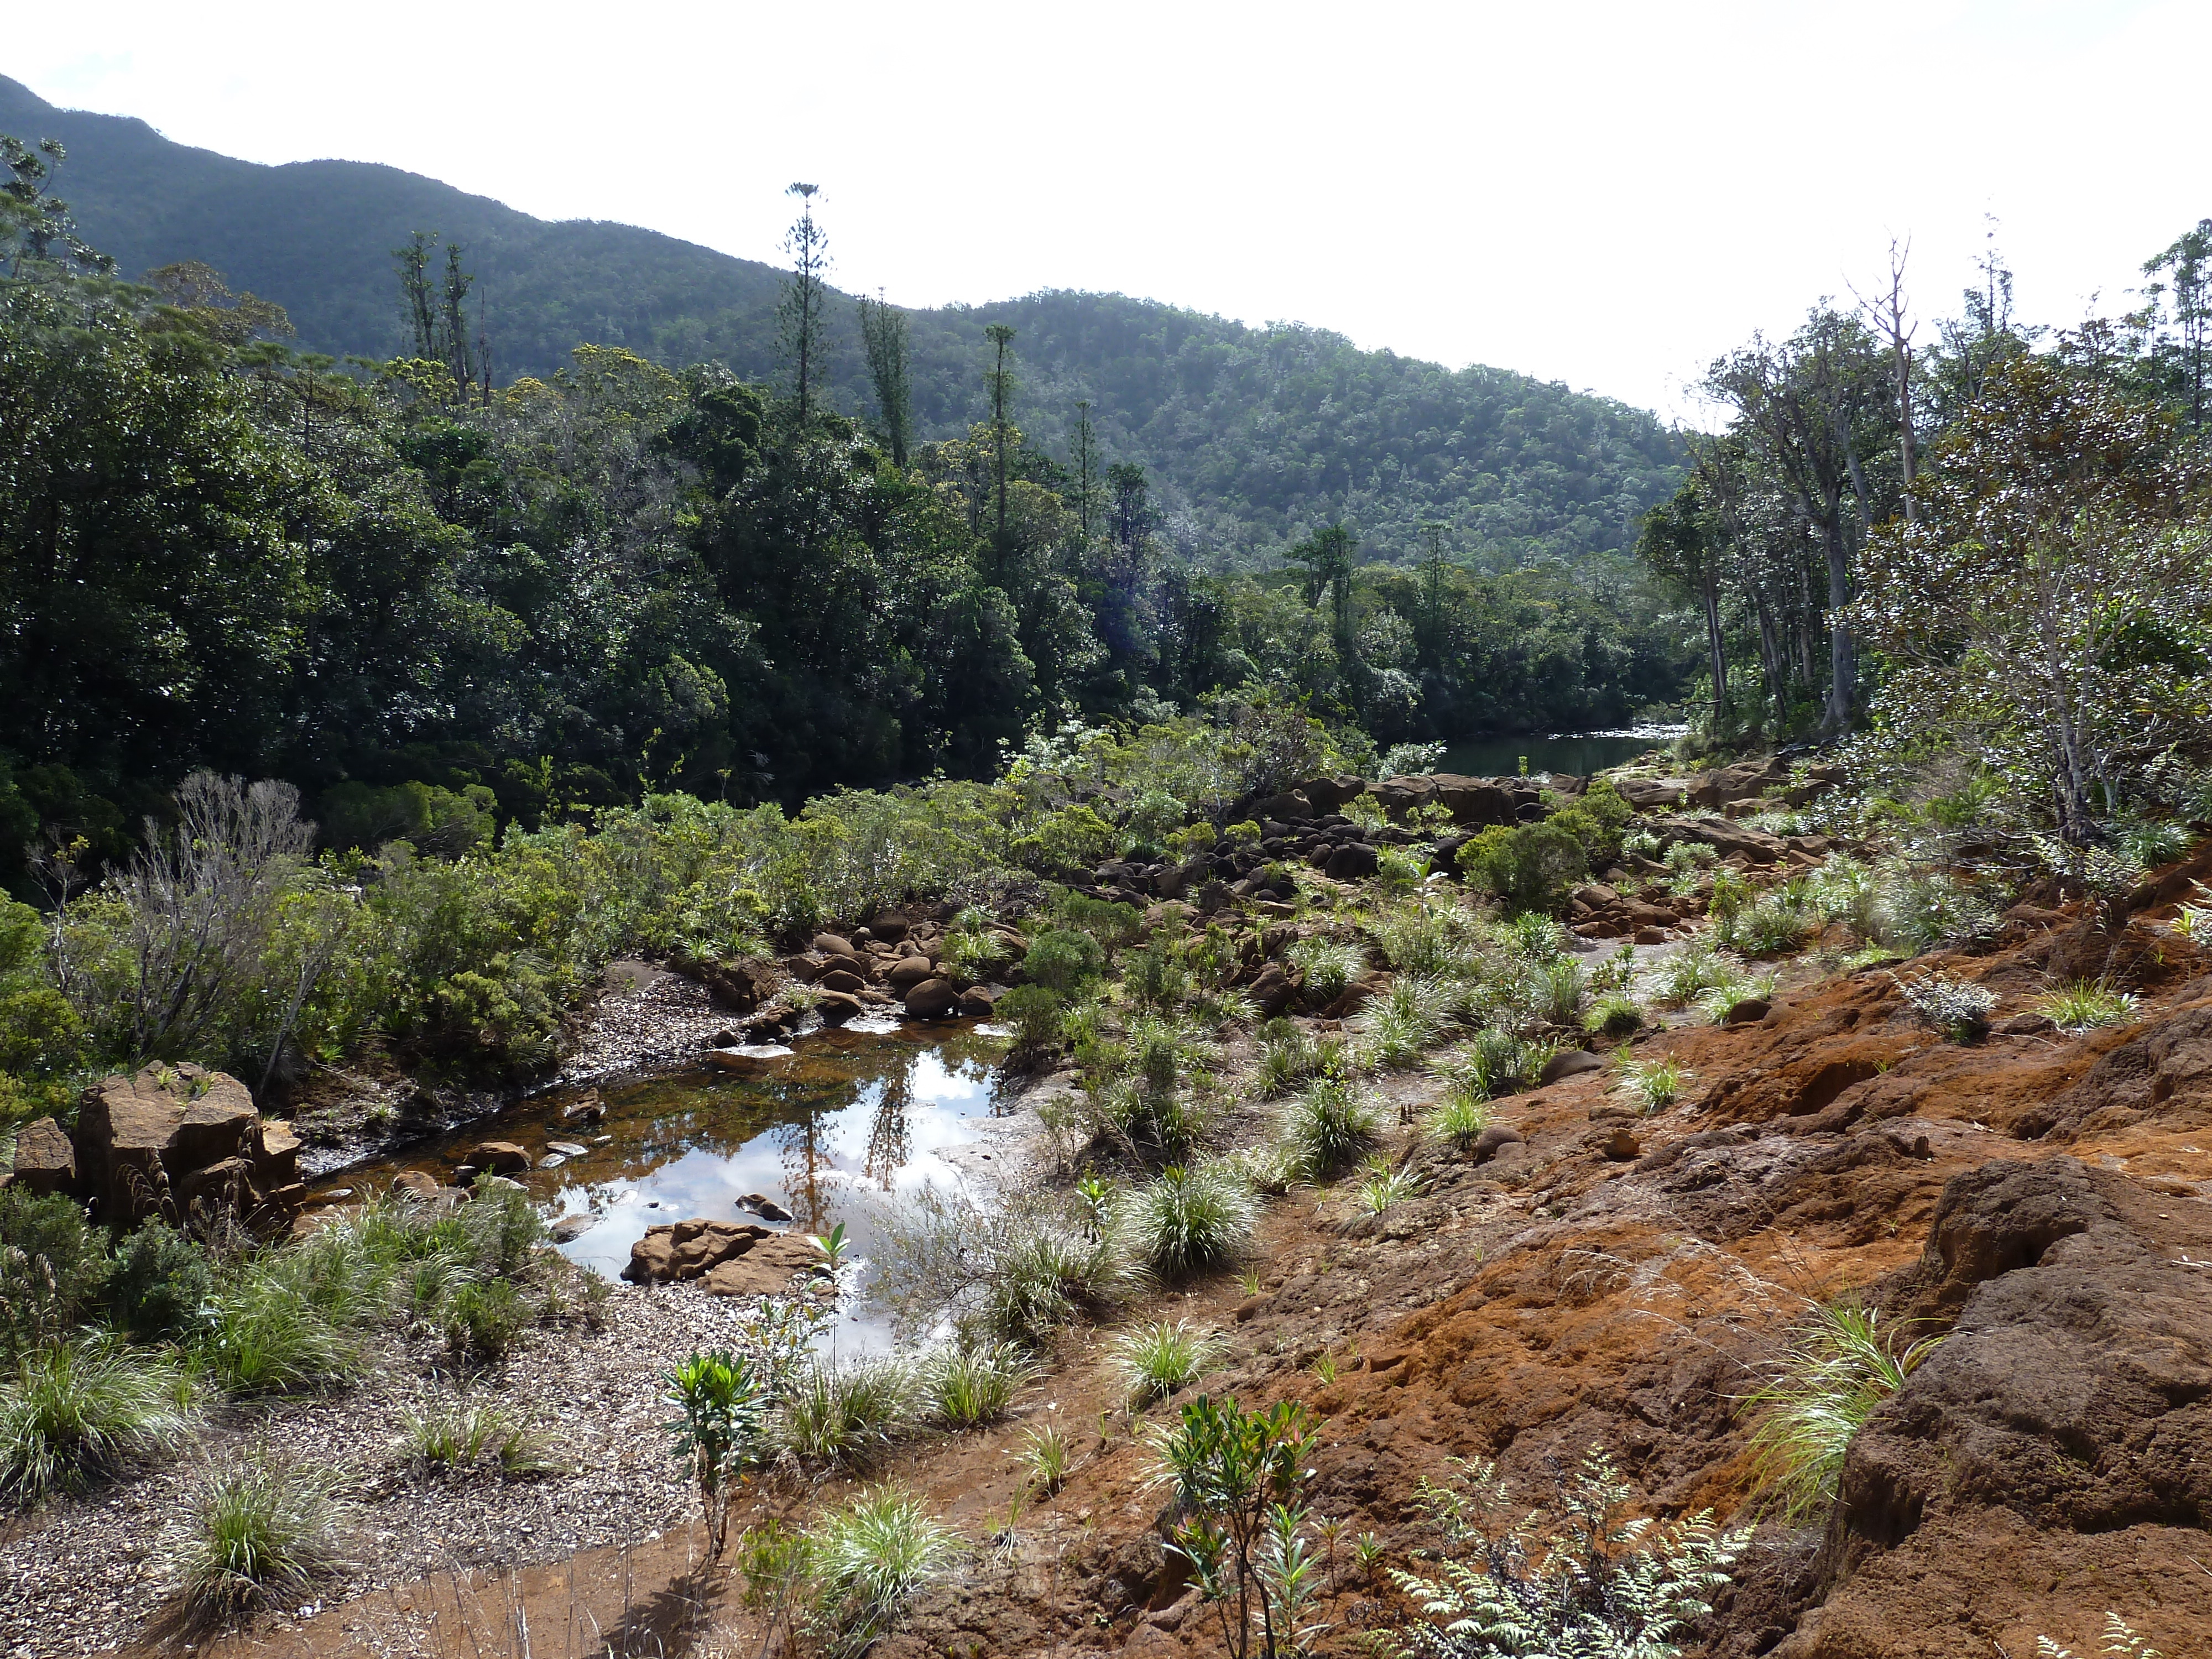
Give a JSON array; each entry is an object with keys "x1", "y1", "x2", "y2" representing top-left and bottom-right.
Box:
[{"x1": 779, "y1": 182, "x2": 830, "y2": 420}]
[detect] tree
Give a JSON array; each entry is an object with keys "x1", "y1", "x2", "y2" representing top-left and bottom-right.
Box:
[
  {"x1": 858, "y1": 289, "x2": 911, "y2": 466},
  {"x1": 1070, "y1": 399, "x2": 1102, "y2": 542},
  {"x1": 1636, "y1": 465, "x2": 1730, "y2": 721},
  {"x1": 986, "y1": 322, "x2": 1016, "y2": 555},
  {"x1": 778, "y1": 183, "x2": 830, "y2": 420},
  {"x1": 1286, "y1": 523, "x2": 1358, "y2": 675},
  {"x1": 2142, "y1": 219, "x2": 2212, "y2": 431},
  {"x1": 1, "y1": 135, "x2": 111, "y2": 282}
]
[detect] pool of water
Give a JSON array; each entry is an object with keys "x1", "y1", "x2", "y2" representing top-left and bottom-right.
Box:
[
  {"x1": 1434, "y1": 728, "x2": 1683, "y2": 780},
  {"x1": 320, "y1": 1019, "x2": 1011, "y2": 1353}
]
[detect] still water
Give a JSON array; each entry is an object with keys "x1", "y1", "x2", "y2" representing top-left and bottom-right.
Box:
[
  {"x1": 325, "y1": 1019, "x2": 1011, "y2": 1353},
  {"x1": 1433, "y1": 728, "x2": 1682, "y2": 780}
]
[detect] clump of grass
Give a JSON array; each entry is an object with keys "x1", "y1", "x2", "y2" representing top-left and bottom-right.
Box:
[
  {"x1": 169, "y1": 1443, "x2": 348, "y2": 1622},
  {"x1": 442, "y1": 1279, "x2": 531, "y2": 1364},
  {"x1": 1736, "y1": 888, "x2": 1814, "y2": 956},
  {"x1": 1741, "y1": 1303, "x2": 1942, "y2": 1520},
  {"x1": 1435, "y1": 1026, "x2": 1555, "y2": 1099},
  {"x1": 1615, "y1": 1050, "x2": 1689, "y2": 1114},
  {"x1": 0, "y1": 1337, "x2": 196, "y2": 1502},
  {"x1": 1538, "y1": 958, "x2": 1587, "y2": 1027},
  {"x1": 1697, "y1": 973, "x2": 1775, "y2": 1026},
  {"x1": 196, "y1": 1274, "x2": 361, "y2": 1396},
  {"x1": 1286, "y1": 936, "x2": 1365, "y2": 1001},
  {"x1": 1584, "y1": 988, "x2": 1643, "y2": 1039},
  {"x1": 1117, "y1": 1162, "x2": 1256, "y2": 1282},
  {"x1": 398, "y1": 1398, "x2": 556, "y2": 1477},
  {"x1": 1254, "y1": 1020, "x2": 1333, "y2": 1096},
  {"x1": 924, "y1": 1340, "x2": 1037, "y2": 1431},
  {"x1": 1357, "y1": 973, "x2": 1452, "y2": 1068},
  {"x1": 2033, "y1": 978, "x2": 2140, "y2": 1035},
  {"x1": 810, "y1": 1484, "x2": 963, "y2": 1659},
  {"x1": 1896, "y1": 971, "x2": 1997, "y2": 1041},
  {"x1": 1423, "y1": 1086, "x2": 1490, "y2": 1151},
  {"x1": 1015, "y1": 1422, "x2": 1072, "y2": 1493},
  {"x1": 1109, "y1": 1319, "x2": 1225, "y2": 1407},
  {"x1": 1642, "y1": 941, "x2": 1746, "y2": 1008},
  {"x1": 1353, "y1": 1155, "x2": 1425, "y2": 1214},
  {"x1": 773, "y1": 1358, "x2": 920, "y2": 1468},
  {"x1": 1283, "y1": 1076, "x2": 1381, "y2": 1181}
]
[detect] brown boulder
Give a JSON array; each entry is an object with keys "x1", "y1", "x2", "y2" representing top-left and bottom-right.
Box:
[
  {"x1": 1538, "y1": 1048, "x2": 1605, "y2": 1085},
  {"x1": 254, "y1": 1118, "x2": 301, "y2": 1189},
  {"x1": 74, "y1": 1063, "x2": 259, "y2": 1226},
  {"x1": 391, "y1": 1168, "x2": 443, "y2": 1200},
  {"x1": 1323, "y1": 843, "x2": 1379, "y2": 881},
  {"x1": 961, "y1": 985, "x2": 1001, "y2": 1017},
  {"x1": 471, "y1": 1140, "x2": 533, "y2": 1175},
  {"x1": 886, "y1": 956, "x2": 939, "y2": 991},
  {"x1": 816, "y1": 968, "x2": 867, "y2": 994},
  {"x1": 904, "y1": 977, "x2": 959, "y2": 1019},
  {"x1": 811, "y1": 932, "x2": 856, "y2": 959},
  {"x1": 699, "y1": 957, "x2": 780, "y2": 1013},
  {"x1": 703, "y1": 1235, "x2": 822, "y2": 1298},
  {"x1": 1254, "y1": 789, "x2": 1317, "y2": 821},
  {"x1": 813, "y1": 989, "x2": 866, "y2": 1025},
  {"x1": 9, "y1": 1117, "x2": 76, "y2": 1195},
  {"x1": 1248, "y1": 964, "x2": 1297, "y2": 1017},
  {"x1": 175, "y1": 1156, "x2": 255, "y2": 1213}
]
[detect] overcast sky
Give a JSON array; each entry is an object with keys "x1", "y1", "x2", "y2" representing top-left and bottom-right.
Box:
[{"x1": 15, "y1": 1, "x2": 2208, "y2": 423}]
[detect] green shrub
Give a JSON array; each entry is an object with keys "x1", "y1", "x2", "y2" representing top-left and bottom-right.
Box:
[
  {"x1": 1896, "y1": 971, "x2": 1998, "y2": 1041},
  {"x1": 2034, "y1": 978, "x2": 2140, "y2": 1035},
  {"x1": 399, "y1": 1398, "x2": 554, "y2": 1477},
  {"x1": 940, "y1": 927, "x2": 1008, "y2": 986},
  {"x1": 773, "y1": 1358, "x2": 920, "y2": 1468},
  {"x1": 1354, "y1": 1154, "x2": 1425, "y2": 1214},
  {"x1": 1743, "y1": 1304, "x2": 1942, "y2": 1520},
  {"x1": 923, "y1": 1340, "x2": 1037, "y2": 1430},
  {"x1": 1585, "y1": 989, "x2": 1642, "y2": 1040},
  {"x1": 1285, "y1": 936, "x2": 1365, "y2": 1000},
  {"x1": 0, "y1": 1337, "x2": 196, "y2": 1501},
  {"x1": 1425, "y1": 1087, "x2": 1490, "y2": 1150},
  {"x1": 664, "y1": 1348, "x2": 766, "y2": 1554},
  {"x1": 443, "y1": 1279, "x2": 531, "y2": 1364},
  {"x1": 995, "y1": 984, "x2": 1065, "y2": 1056},
  {"x1": 1548, "y1": 778, "x2": 1634, "y2": 863},
  {"x1": 1284, "y1": 1076, "x2": 1380, "y2": 1180},
  {"x1": 1055, "y1": 894, "x2": 1142, "y2": 950},
  {"x1": 1118, "y1": 1162, "x2": 1256, "y2": 1281},
  {"x1": 1109, "y1": 1318, "x2": 1225, "y2": 1407},
  {"x1": 1126, "y1": 939, "x2": 1191, "y2": 1008},
  {"x1": 1022, "y1": 927, "x2": 1105, "y2": 993},
  {"x1": 169, "y1": 1443, "x2": 348, "y2": 1621},
  {"x1": 109, "y1": 1222, "x2": 217, "y2": 1342},
  {"x1": 810, "y1": 1485, "x2": 962, "y2": 1659},
  {"x1": 1616, "y1": 1052, "x2": 1691, "y2": 1113},
  {"x1": 0, "y1": 1188, "x2": 110, "y2": 1355},
  {"x1": 1458, "y1": 821, "x2": 1588, "y2": 917},
  {"x1": 197, "y1": 1274, "x2": 359, "y2": 1395}
]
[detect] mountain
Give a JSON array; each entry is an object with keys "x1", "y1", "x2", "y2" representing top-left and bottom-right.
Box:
[{"x1": 2, "y1": 74, "x2": 1684, "y2": 567}]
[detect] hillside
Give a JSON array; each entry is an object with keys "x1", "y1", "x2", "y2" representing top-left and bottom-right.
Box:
[{"x1": 1, "y1": 74, "x2": 1683, "y2": 567}]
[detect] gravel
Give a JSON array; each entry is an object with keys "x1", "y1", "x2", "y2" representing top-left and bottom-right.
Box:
[{"x1": 0, "y1": 1276, "x2": 766, "y2": 1657}]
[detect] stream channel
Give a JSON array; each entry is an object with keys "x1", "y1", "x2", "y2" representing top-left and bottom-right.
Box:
[{"x1": 317, "y1": 1017, "x2": 1015, "y2": 1354}]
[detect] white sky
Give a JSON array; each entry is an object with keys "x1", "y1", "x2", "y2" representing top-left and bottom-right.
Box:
[{"x1": 18, "y1": 1, "x2": 2210, "y2": 423}]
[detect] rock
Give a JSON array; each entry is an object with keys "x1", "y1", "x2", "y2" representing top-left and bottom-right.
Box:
[
  {"x1": 903, "y1": 977, "x2": 959, "y2": 1019},
  {"x1": 960, "y1": 985, "x2": 1001, "y2": 1017},
  {"x1": 1254, "y1": 789, "x2": 1316, "y2": 821},
  {"x1": 1633, "y1": 927, "x2": 1667, "y2": 946},
  {"x1": 74, "y1": 1063, "x2": 260, "y2": 1227},
  {"x1": 1724, "y1": 997, "x2": 1772, "y2": 1026},
  {"x1": 1323, "y1": 843, "x2": 1379, "y2": 881},
  {"x1": 560, "y1": 1095, "x2": 606, "y2": 1125},
  {"x1": 175, "y1": 1156, "x2": 255, "y2": 1213},
  {"x1": 1153, "y1": 857, "x2": 1212, "y2": 901},
  {"x1": 811, "y1": 932, "x2": 855, "y2": 959},
  {"x1": 624, "y1": 1216, "x2": 804, "y2": 1290},
  {"x1": 869, "y1": 911, "x2": 911, "y2": 942},
  {"x1": 886, "y1": 956, "x2": 940, "y2": 992},
  {"x1": 538, "y1": 1152, "x2": 567, "y2": 1170},
  {"x1": 451, "y1": 1165, "x2": 478, "y2": 1185},
  {"x1": 1647, "y1": 813, "x2": 1787, "y2": 865},
  {"x1": 1470, "y1": 1124, "x2": 1525, "y2": 1162},
  {"x1": 391, "y1": 1168, "x2": 443, "y2": 1199},
  {"x1": 550, "y1": 1212, "x2": 596, "y2": 1242},
  {"x1": 253, "y1": 1118, "x2": 301, "y2": 1190},
  {"x1": 1994, "y1": 1011, "x2": 2057, "y2": 1036},
  {"x1": 1538, "y1": 1049, "x2": 1605, "y2": 1085},
  {"x1": 1601, "y1": 1125, "x2": 1643, "y2": 1160},
  {"x1": 816, "y1": 968, "x2": 867, "y2": 994},
  {"x1": 546, "y1": 1140, "x2": 589, "y2": 1158},
  {"x1": 9, "y1": 1117, "x2": 76, "y2": 1195},
  {"x1": 702, "y1": 1235, "x2": 822, "y2": 1298},
  {"x1": 813, "y1": 989, "x2": 866, "y2": 1024},
  {"x1": 739, "y1": 1192, "x2": 794, "y2": 1222},
  {"x1": 697, "y1": 958, "x2": 780, "y2": 1013},
  {"x1": 471, "y1": 1141, "x2": 532, "y2": 1175},
  {"x1": 1248, "y1": 964, "x2": 1297, "y2": 1017},
  {"x1": 622, "y1": 1229, "x2": 678, "y2": 1283},
  {"x1": 487, "y1": 1175, "x2": 526, "y2": 1191}
]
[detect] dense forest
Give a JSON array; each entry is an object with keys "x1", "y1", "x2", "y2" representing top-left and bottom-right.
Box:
[
  {"x1": 0, "y1": 75, "x2": 1683, "y2": 570},
  {"x1": 0, "y1": 124, "x2": 1686, "y2": 899}
]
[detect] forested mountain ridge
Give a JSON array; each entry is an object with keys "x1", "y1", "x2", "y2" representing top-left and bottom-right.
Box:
[{"x1": 0, "y1": 74, "x2": 1683, "y2": 567}]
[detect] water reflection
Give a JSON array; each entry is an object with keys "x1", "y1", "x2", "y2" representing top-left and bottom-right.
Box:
[{"x1": 322, "y1": 1021, "x2": 1010, "y2": 1353}]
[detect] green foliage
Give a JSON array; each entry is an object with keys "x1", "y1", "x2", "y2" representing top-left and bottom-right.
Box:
[
  {"x1": 1585, "y1": 989, "x2": 1643, "y2": 1040},
  {"x1": 1615, "y1": 1050, "x2": 1690, "y2": 1114},
  {"x1": 1548, "y1": 778, "x2": 1635, "y2": 863},
  {"x1": 1424, "y1": 1088, "x2": 1490, "y2": 1151},
  {"x1": 808, "y1": 1484, "x2": 962, "y2": 1659},
  {"x1": 1118, "y1": 1162, "x2": 1257, "y2": 1282},
  {"x1": 0, "y1": 1335, "x2": 195, "y2": 1502},
  {"x1": 1054, "y1": 894, "x2": 1143, "y2": 951},
  {"x1": 169, "y1": 1443, "x2": 347, "y2": 1621},
  {"x1": 399, "y1": 1397, "x2": 552, "y2": 1477},
  {"x1": 1016, "y1": 1421, "x2": 1072, "y2": 1493},
  {"x1": 108, "y1": 1222, "x2": 216, "y2": 1343},
  {"x1": 1285, "y1": 936, "x2": 1365, "y2": 1000},
  {"x1": 995, "y1": 983, "x2": 1064, "y2": 1057},
  {"x1": 1110, "y1": 1319, "x2": 1225, "y2": 1408},
  {"x1": 923, "y1": 1339, "x2": 1036, "y2": 1430},
  {"x1": 772, "y1": 1357, "x2": 920, "y2": 1469},
  {"x1": 196, "y1": 1272, "x2": 361, "y2": 1396},
  {"x1": 1895, "y1": 970, "x2": 1998, "y2": 1041},
  {"x1": 1742, "y1": 1303, "x2": 1942, "y2": 1521},
  {"x1": 1378, "y1": 1448, "x2": 1748, "y2": 1659},
  {"x1": 1457, "y1": 821, "x2": 1588, "y2": 917},
  {"x1": 0, "y1": 1188, "x2": 110, "y2": 1355},
  {"x1": 1354, "y1": 1154, "x2": 1425, "y2": 1214},
  {"x1": 1022, "y1": 927, "x2": 1107, "y2": 993},
  {"x1": 441, "y1": 1279, "x2": 530, "y2": 1365},
  {"x1": 1283, "y1": 1076, "x2": 1381, "y2": 1181},
  {"x1": 664, "y1": 1348, "x2": 766, "y2": 1554},
  {"x1": 2034, "y1": 978, "x2": 2140, "y2": 1035}
]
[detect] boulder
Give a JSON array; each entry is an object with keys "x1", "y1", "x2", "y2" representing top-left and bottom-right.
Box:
[
  {"x1": 175, "y1": 1156, "x2": 255, "y2": 1213},
  {"x1": 1470, "y1": 1124, "x2": 1525, "y2": 1164},
  {"x1": 886, "y1": 956, "x2": 940, "y2": 992},
  {"x1": 1323, "y1": 843, "x2": 1379, "y2": 881},
  {"x1": 816, "y1": 968, "x2": 867, "y2": 994},
  {"x1": 697, "y1": 957, "x2": 780, "y2": 1013},
  {"x1": 471, "y1": 1140, "x2": 533, "y2": 1175},
  {"x1": 9, "y1": 1117, "x2": 76, "y2": 1196},
  {"x1": 559, "y1": 1094, "x2": 606, "y2": 1124},
  {"x1": 739, "y1": 1192, "x2": 794, "y2": 1222},
  {"x1": 903, "y1": 977, "x2": 960, "y2": 1020},
  {"x1": 392, "y1": 1168, "x2": 443, "y2": 1200},
  {"x1": 703, "y1": 1234, "x2": 823, "y2": 1298},
  {"x1": 1648, "y1": 813, "x2": 1787, "y2": 865},
  {"x1": 546, "y1": 1140, "x2": 590, "y2": 1158},
  {"x1": 623, "y1": 1217, "x2": 806, "y2": 1290},
  {"x1": 1288, "y1": 775, "x2": 1364, "y2": 815},
  {"x1": 550, "y1": 1212, "x2": 596, "y2": 1243},
  {"x1": 1538, "y1": 1048, "x2": 1605, "y2": 1086},
  {"x1": 1723, "y1": 997, "x2": 1771, "y2": 1026},
  {"x1": 1254, "y1": 789, "x2": 1316, "y2": 821},
  {"x1": 253, "y1": 1118, "x2": 301, "y2": 1189},
  {"x1": 1601, "y1": 1125, "x2": 1643, "y2": 1160},
  {"x1": 812, "y1": 989, "x2": 866, "y2": 1025},
  {"x1": 961, "y1": 985, "x2": 1001, "y2": 1017},
  {"x1": 868, "y1": 910, "x2": 911, "y2": 942},
  {"x1": 74, "y1": 1064, "x2": 261, "y2": 1226},
  {"x1": 1248, "y1": 964, "x2": 1297, "y2": 1018}
]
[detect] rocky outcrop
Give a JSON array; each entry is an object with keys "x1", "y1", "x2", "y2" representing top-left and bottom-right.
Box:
[
  {"x1": 7, "y1": 1117, "x2": 76, "y2": 1194},
  {"x1": 70, "y1": 1064, "x2": 304, "y2": 1227},
  {"x1": 621, "y1": 1217, "x2": 821, "y2": 1297}
]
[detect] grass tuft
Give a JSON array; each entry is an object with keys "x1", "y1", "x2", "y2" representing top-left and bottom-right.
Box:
[
  {"x1": 773, "y1": 1358, "x2": 919, "y2": 1468},
  {"x1": 924, "y1": 1340, "x2": 1037, "y2": 1431},
  {"x1": 811, "y1": 1485, "x2": 962, "y2": 1659},
  {"x1": 1117, "y1": 1162, "x2": 1257, "y2": 1282},
  {"x1": 1109, "y1": 1319, "x2": 1225, "y2": 1407},
  {"x1": 0, "y1": 1337, "x2": 196, "y2": 1503},
  {"x1": 169, "y1": 1443, "x2": 348, "y2": 1622},
  {"x1": 1742, "y1": 1303, "x2": 1942, "y2": 1521},
  {"x1": 1283, "y1": 1076, "x2": 1381, "y2": 1181},
  {"x1": 2033, "y1": 978, "x2": 2140, "y2": 1035}
]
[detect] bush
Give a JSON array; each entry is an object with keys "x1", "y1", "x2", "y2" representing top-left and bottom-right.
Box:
[
  {"x1": 1615, "y1": 1052, "x2": 1690, "y2": 1114},
  {"x1": 1457, "y1": 821, "x2": 1588, "y2": 917},
  {"x1": 1, "y1": 1337, "x2": 196, "y2": 1501},
  {"x1": 664, "y1": 1348, "x2": 766, "y2": 1555},
  {"x1": 1743, "y1": 1303, "x2": 1942, "y2": 1520},
  {"x1": 169, "y1": 1443, "x2": 348, "y2": 1621},
  {"x1": 995, "y1": 983, "x2": 1065, "y2": 1057},
  {"x1": 1055, "y1": 894, "x2": 1142, "y2": 950},
  {"x1": 1354, "y1": 1154, "x2": 1424, "y2": 1214},
  {"x1": 1425, "y1": 1087, "x2": 1490, "y2": 1151},
  {"x1": 197, "y1": 1274, "x2": 359, "y2": 1395},
  {"x1": 1022, "y1": 927, "x2": 1105, "y2": 993},
  {"x1": 1283, "y1": 1076, "x2": 1380, "y2": 1180},
  {"x1": 1381, "y1": 1447, "x2": 1748, "y2": 1659},
  {"x1": 1117, "y1": 1162, "x2": 1256, "y2": 1282},
  {"x1": 1548, "y1": 778, "x2": 1634, "y2": 864},
  {"x1": 923, "y1": 1340, "x2": 1036, "y2": 1430},
  {"x1": 1286, "y1": 936, "x2": 1365, "y2": 1000},
  {"x1": 0, "y1": 1188, "x2": 111, "y2": 1355},
  {"x1": 810, "y1": 1485, "x2": 962, "y2": 1659},
  {"x1": 773, "y1": 1358, "x2": 920, "y2": 1468},
  {"x1": 1109, "y1": 1318, "x2": 1225, "y2": 1407},
  {"x1": 443, "y1": 1279, "x2": 531, "y2": 1364},
  {"x1": 1896, "y1": 971, "x2": 1998, "y2": 1041},
  {"x1": 109, "y1": 1222, "x2": 217, "y2": 1342}
]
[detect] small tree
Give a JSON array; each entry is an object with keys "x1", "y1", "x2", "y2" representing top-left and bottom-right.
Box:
[
  {"x1": 779, "y1": 184, "x2": 831, "y2": 420},
  {"x1": 1146, "y1": 1394, "x2": 1325, "y2": 1658},
  {"x1": 663, "y1": 1348, "x2": 765, "y2": 1556}
]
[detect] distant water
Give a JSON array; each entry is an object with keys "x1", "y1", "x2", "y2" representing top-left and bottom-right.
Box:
[{"x1": 1432, "y1": 728, "x2": 1683, "y2": 780}]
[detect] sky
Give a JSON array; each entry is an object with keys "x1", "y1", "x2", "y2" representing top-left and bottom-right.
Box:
[{"x1": 14, "y1": 1, "x2": 2209, "y2": 423}]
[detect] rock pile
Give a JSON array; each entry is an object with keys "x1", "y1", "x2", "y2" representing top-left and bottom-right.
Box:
[
  {"x1": 1, "y1": 1063, "x2": 302, "y2": 1228},
  {"x1": 620, "y1": 1217, "x2": 822, "y2": 1297}
]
